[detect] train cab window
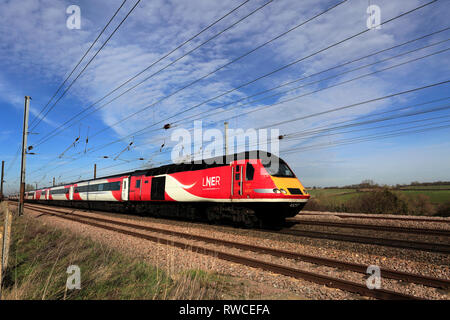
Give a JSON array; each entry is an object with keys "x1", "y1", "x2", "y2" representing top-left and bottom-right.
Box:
[
  {"x1": 262, "y1": 160, "x2": 295, "y2": 177},
  {"x1": 246, "y1": 163, "x2": 255, "y2": 181},
  {"x1": 136, "y1": 180, "x2": 141, "y2": 188}
]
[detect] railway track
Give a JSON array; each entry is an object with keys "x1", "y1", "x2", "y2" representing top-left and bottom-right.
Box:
[
  {"x1": 299, "y1": 211, "x2": 450, "y2": 224},
  {"x1": 288, "y1": 219, "x2": 450, "y2": 237},
  {"x1": 16, "y1": 202, "x2": 450, "y2": 299}
]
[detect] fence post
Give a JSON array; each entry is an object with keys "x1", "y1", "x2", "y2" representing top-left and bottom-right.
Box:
[
  {"x1": 0, "y1": 221, "x2": 3, "y2": 298},
  {"x1": 0, "y1": 203, "x2": 12, "y2": 298}
]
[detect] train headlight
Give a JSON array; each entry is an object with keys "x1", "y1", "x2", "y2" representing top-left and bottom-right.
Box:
[
  {"x1": 280, "y1": 189, "x2": 287, "y2": 194},
  {"x1": 273, "y1": 188, "x2": 280, "y2": 193}
]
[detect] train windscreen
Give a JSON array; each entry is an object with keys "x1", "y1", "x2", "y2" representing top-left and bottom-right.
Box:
[{"x1": 262, "y1": 159, "x2": 295, "y2": 177}]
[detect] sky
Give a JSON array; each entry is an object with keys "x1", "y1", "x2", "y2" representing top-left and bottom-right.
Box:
[{"x1": 0, "y1": 0, "x2": 449, "y2": 194}]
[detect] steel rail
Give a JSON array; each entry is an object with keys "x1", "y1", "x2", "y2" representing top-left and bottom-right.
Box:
[
  {"x1": 278, "y1": 229, "x2": 450, "y2": 254},
  {"x1": 299, "y1": 212, "x2": 450, "y2": 224},
  {"x1": 20, "y1": 202, "x2": 450, "y2": 290},
  {"x1": 289, "y1": 219, "x2": 450, "y2": 237}
]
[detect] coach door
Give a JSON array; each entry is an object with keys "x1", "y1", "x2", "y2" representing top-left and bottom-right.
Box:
[
  {"x1": 46, "y1": 189, "x2": 50, "y2": 200},
  {"x1": 231, "y1": 163, "x2": 244, "y2": 198},
  {"x1": 69, "y1": 186, "x2": 74, "y2": 200},
  {"x1": 130, "y1": 176, "x2": 142, "y2": 201},
  {"x1": 122, "y1": 177, "x2": 129, "y2": 201},
  {"x1": 151, "y1": 176, "x2": 165, "y2": 201}
]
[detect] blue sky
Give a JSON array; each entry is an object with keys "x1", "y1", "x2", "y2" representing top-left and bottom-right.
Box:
[{"x1": 1, "y1": 0, "x2": 449, "y2": 194}]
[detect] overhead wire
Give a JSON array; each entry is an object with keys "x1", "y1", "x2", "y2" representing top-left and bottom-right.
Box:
[
  {"x1": 213, "y1": 48, "x2": 450, "y2": 129},
  {"x1": 25, "y1": 0, "x2": 443, "y2": 180},
  {"x1": 130, "y1": 98, "x2": 450, "y2": 161},
  {"x1": 26, "y1": 0, "x2": 352, "y2": 174},
  {"x1": 110, "y1": 0, "x2": 440, "y2": 138},
  {"x1": 166, "y1": 27, "x2": 450, "y2": 128},
  {"x1": 85, "y1": 45, "x2": 450, "y2": 152},
  {"x1": 31, "y1": 0, "x2": 270, "y2": 147},
  {"x1": 281, "y1": 121, "x2": 450, "y2": 155},
  {"x1": 177, "y1": 39, "x2": 450, "y2": 128},
  {"x1": 73, "y1": 0, "x2": 441, "y2": 151},
  {"x1": 64, "y1": 0, "x2": 349, "y2": 142},
  {"x1": 30, "y1": 0, "x2": 143, "y2": 131},
  {"x1": 45, "y1": 80, "x2": 450, "y2": 177},
  {"x1": 31, "y1": 0, "x2": 254, "y2": 146},
  {"x1": 90, "y1": 28, "x2": 450, "y2": 145},
  {"x1": 26, "y1": 76, "x2": 450, "y2": 181},
  {"x1": 28, "y1": 0, "x2": 128, "y2": 128}
]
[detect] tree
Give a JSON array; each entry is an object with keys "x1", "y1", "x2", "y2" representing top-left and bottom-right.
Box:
[{"x1": 360, "y1": 179, "x2": 376, "y2": 188}]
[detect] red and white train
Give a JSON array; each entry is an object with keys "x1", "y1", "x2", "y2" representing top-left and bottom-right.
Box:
[{"x1": 14, "y1": 151, "x2": 310, "y2": 227}]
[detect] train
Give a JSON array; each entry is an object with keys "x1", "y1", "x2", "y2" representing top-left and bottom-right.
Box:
[{"x1": 12, "y1": 151, "x2": 310, "y2": 227}]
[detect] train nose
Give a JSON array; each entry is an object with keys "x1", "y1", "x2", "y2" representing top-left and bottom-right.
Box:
[{"x1": 270, "y1": 177, "x2": 308, "y2": 196}]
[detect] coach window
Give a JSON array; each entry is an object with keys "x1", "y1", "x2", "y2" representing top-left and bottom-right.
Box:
[
  {"x1": 111, "y1": 181, "x2": 121, "y2": 191},
  {"x1": 136, "y1": 180, "x2": 141, "y2": 188},
  {"x1": 246, "y1": 162, "x2": 255, "y2": 181}
]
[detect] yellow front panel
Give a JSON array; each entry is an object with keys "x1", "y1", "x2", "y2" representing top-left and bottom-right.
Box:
[{"x1": 270, "y1": 177, "x2": 308, "y2": 195}]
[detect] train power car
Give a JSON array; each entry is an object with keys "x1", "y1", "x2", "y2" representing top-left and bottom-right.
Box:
[{"x1": 24, "y1": 151, "x2": 310, "y2": 227}]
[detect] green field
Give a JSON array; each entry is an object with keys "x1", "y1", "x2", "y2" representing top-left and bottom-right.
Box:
[
  {"x1": 396, "y1": 190, "x2": 450, "y2": 204},
  {"x1": 308, "y1": 188, "x2": 450, "y2": 205},
  {"x1": 307, "y1": 188, "x2": 356, "y2": 197},
  {"x1": 399, "y1": 185, "x2": 450, "y2": 190},
  {"x1": 305, "y1": 186, "x2": 450, "y2": 216}
]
